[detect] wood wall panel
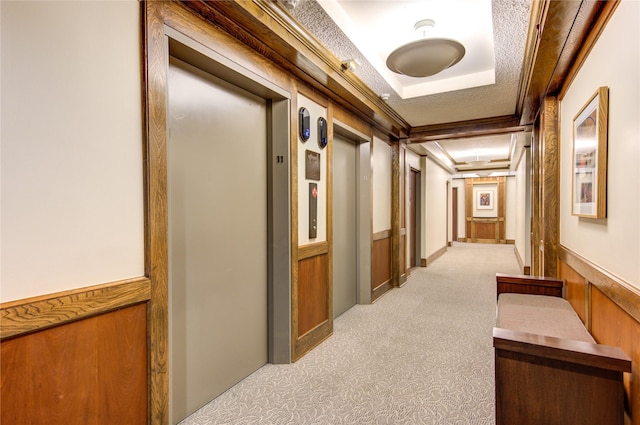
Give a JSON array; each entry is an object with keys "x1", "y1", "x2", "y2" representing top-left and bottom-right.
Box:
[
  {"x1": 96, "y1": 304, "x2": 148, "y2": 422},
  {"x1": 297, "y1": 254, "x2": 329, "y2": 337},
  {"x1": 558, "y1": 249, "x2": 640, "y2": 425},
  {"x1": 591, "y1": 286, "x2": 640, "y2": 425},
  {"x1": 474, "y1": 220, "x2": 497, "y2": 240},
  {"x1": 559, "y1": 260, "x2": 588, "y2": 325},
  {"x1": 372, "y1": 235, "x2": 392, "y2": 292},
  {"x1": 1, "y1": 304, "x2": 147, "y2": 425}
]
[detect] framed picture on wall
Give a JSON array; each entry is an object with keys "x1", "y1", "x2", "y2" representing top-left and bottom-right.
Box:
[
  {"x1": 572, "y1": 86, "x2": 608, "y2": 218},
  {"x1": 477, "y1": 189, "x2": 494, "y2": 210}
]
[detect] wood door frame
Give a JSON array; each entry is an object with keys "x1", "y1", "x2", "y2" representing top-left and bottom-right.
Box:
[
  {"x1": 452, "y1": 186, "x2": 458, "y2": 243},
  {"x1": 144, "y1": 3, "x2": 291, "y2": 423},
  {"x1": 409, "y1": 168, "x2": 418, "y2": 268}
]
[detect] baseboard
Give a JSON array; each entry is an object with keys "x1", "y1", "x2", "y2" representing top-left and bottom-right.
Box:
[
  {"x1": 371, "y1": 279, "x2": 393, "y2": 302},
  {"x1": 513, "y1": 245, "x2": 531, "y2": 276},
  {"x1": 421, "y1": 245, "x2": 448, "y2": 268}
]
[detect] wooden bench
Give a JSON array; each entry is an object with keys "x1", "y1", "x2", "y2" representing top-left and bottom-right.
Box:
[{"x1": 493, "y1": 273, "x2": 632, "y2": 425}]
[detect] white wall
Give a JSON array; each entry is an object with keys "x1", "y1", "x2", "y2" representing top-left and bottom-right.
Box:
[
  {"x1": 422, "y1": 157, "x2": 450, "y2": 259},
  {"x1": 372, "y1": 137, "x2": 392, "y2": 233},
  {"x1": 505, "y1": 176, "x2": 516, "y2": 241},
  {"x1": 514, "y1": 147, "x2": 531, "y2": 268},
  {"x1": 297, "y1": 94, "x2": 328, "y2": 245},
  {"x1": 559, "y1": 0, "x2": 639, "y2": 289},
  {"x1": 1, "y1": 1, "x2": 144, "y2": 302}
]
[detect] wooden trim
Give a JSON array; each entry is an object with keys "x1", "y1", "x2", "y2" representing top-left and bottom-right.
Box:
[
  {"x1": 182, "y1": 0, "x2": 408, "y2": 137},
  {"x1": 391, "y1": 143, "x2": 401, "y2": 287},
  {"x1": 371, "y1": 280, "x2": 393, "y2": 302},
  {"x1": 539, "y1": 97, "x2": 559, "y2": 276},
  {"x1": 407, "y1": 115, "x2": 525, "y2": 143},
  {"x1": 298, "y1": 86, "x2": 329, "y2": 109},
  {"x1": 559, "y1": 245, "x2": 640, "y2": 324},
  {"x1": 515, "y1": 0, "x2": 546, "y2": 120},
  {"x1": 144, "y1": 3, "x2": 171, "y2": 424},
  {"x1": 332, "y1": 104, "x2": 373, "y2": 140},
  {"x1": 373, "y1": 229, "x2": 392, "y2": 241},
  {"x1": 519, "y1": 1, "x2": 611, "y2": 125},
  {"x1": 558, "y1": 1, "x2": 621, "y2": 100},
  {"x1": 493, "y1": 327, "x2": 631, "y2": 372},
  {"x1": 298, "y1": 241, "x2": 329, "y2": 260},
  {"x1": 496, "y1": 273, "x2": 563, "y2": 299},
  {"x1": 292, "y1": 320, "x2": 332, "y2": 362},
  {"x1": 1, "y1": 277, "x2": 151, "y2": 340},
  {"x1": 423, "y1": 246, "x2": 447, "y2": 267}
]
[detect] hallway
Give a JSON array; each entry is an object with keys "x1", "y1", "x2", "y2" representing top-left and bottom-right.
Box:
[{"x1": 181, "y1": 243, "x2": 520, "y2": 424}]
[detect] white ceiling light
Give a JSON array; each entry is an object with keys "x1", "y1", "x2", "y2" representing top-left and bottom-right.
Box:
[
  {"x1": 466, "y1": 152, "x2": 490, "y2": 167},
  {"x1": 386, "y1": 19, "x2": 465, "y2": 78}
]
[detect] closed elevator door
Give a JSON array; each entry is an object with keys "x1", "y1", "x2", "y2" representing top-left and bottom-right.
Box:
[
  {"x1": 332, "y1": 133, "x2": 357, "y2": 318},
  {"x1": 168, "y1": 57, "x2": 268, "y2": 424}
]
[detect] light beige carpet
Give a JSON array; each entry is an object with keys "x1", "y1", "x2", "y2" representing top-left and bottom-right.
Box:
[{"x1": 180, "y1": 243, "x2": 521, "y2": 424}]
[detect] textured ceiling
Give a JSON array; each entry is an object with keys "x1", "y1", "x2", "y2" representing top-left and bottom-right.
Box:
[{"x1": 288, "y1": 0, "x2": 532, "y2": 128}]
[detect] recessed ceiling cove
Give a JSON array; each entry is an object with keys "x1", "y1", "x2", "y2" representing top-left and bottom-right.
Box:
[{"x1": 316, "y1": 0, "x2": 495, "y2": 99}]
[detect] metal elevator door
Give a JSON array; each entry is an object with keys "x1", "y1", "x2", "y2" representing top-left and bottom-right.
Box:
[
  {"x1": 332, "y1": 133, "x2": 357, "y2": 318},
  {"x1": 167, "y1": 57, "x2": 268, "y2": 424}
]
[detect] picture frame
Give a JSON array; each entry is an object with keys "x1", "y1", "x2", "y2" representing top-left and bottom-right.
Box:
[
  {"x1": 572, "y1": 86, "x2": 608, "y2": 218},
  {"x1": 476, "y1": 189, "x2": 494, "y2": 210}
]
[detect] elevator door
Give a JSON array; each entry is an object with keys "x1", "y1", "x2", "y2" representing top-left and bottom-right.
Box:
[
  {"x1": 168, "y1": 57, "x2": 268, "y2": 424},
  {"x1": 333, "y1": 134, "x2": 357, "y2": 318}
]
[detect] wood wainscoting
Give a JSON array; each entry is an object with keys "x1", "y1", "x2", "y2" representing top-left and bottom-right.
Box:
[
  {"x1": 558, "y1": 246, "x2": 640, "y2": 425},
  {"x1": 372, "y1": 230, "x2": 393, "y2": 301},
  {"x1": 464, "y1": 177, "x2": 506, "y2": 244},
  {"x1": 0, "y1": 278, "x2": 150, "y2": 425},
  {"x1": 293, "y1": 242, "x2": 332, "y2": 361},
  {"x1": 470, "y1": 218, "x2": 501, "y2": 243}
]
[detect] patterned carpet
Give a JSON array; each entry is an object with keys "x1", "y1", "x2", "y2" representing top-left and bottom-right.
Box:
[{"x1": 180, "y1": 243, "x2": 521, "y2": 424}]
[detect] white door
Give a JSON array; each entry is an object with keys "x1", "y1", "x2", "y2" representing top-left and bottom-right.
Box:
[{"x1": 168, "y1": 57, "x2": 268, "y2": 424}]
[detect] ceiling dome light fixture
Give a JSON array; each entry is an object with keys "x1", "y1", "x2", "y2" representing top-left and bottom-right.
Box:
[{"x1": 386, "y1": 19, "x2": 465, "y2": 78}]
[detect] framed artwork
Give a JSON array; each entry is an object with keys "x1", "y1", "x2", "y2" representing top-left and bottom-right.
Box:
[
  {"x1": 572, "y1": 86, "x2": 608, "y2": 218},
  {"x1": 477, "y1": 189, "x2": 494, "y2": 210}
]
